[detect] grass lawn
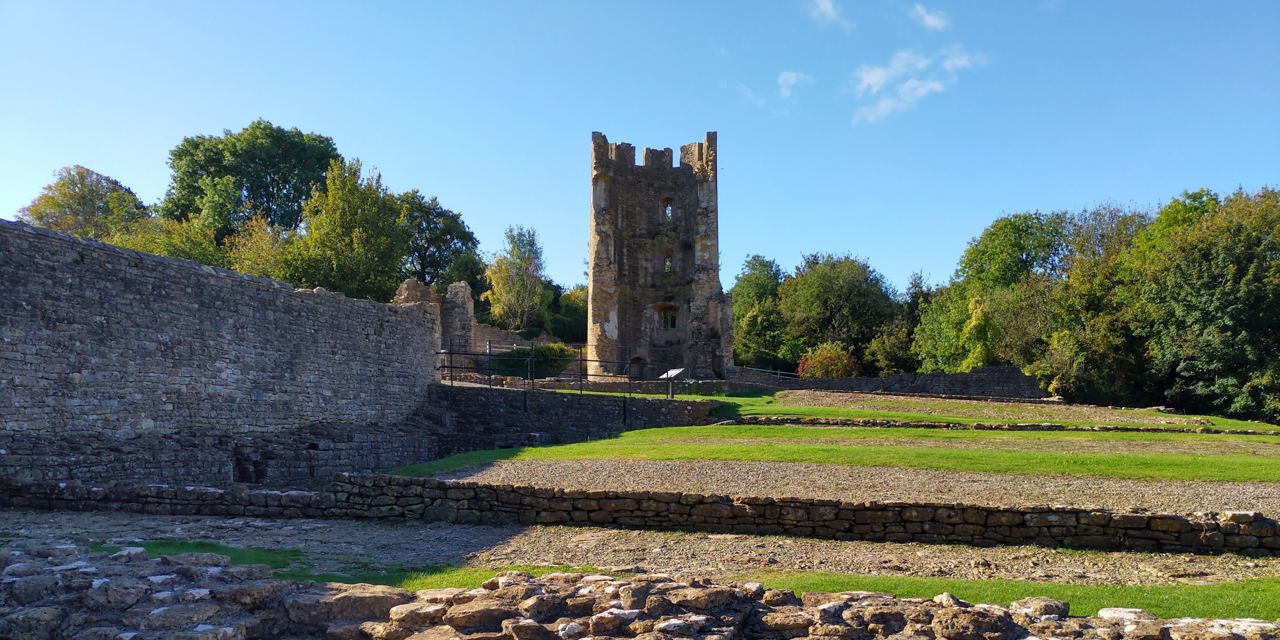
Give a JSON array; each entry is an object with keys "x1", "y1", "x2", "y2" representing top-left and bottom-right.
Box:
[
  {"x1": 91, "y1": 540, "x2": 1280, "y2": 619},
  {"x1": 394, "y1": 424, "x2": 1280, "y2": 482},
  {"x1": 693, "y1": 391, "x2": 1273, "y2": 431},
  {"x1": 735, "y1": 570, "x2": 1280, "y2": 619}
]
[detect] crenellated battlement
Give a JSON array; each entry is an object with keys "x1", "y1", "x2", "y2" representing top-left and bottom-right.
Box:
[{"x1": 591, "y1": 131, "x2": 716, "y2": 177}]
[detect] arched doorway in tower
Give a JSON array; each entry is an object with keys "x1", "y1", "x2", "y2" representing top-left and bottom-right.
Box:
[{"x1": 629, "y1": 356, "x2": 648, "y2": 380}]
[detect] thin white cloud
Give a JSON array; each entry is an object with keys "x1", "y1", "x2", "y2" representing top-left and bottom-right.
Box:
[
  {"x1": 942, "y1": 46, "x2": 985, "y2": 72},
  {"x1": 910, "y1": 3, "x2": 950, "y2": 30},
  {"x1": 738, "y1": 84, "x2": 766, "y2": 107},
  {"x1": 851, "y1": 47, "x2": 982, "y2": 124},
  {"x1": 854, "y1": 50, "x2": 931, "y2": 96},
  {"x1": 853, "y1": 80, "x2": 941, "y2": 124},
  {"x1": 809, "y1": 0, "x2": 852, "y2": 28},
  {"x1": 898, "y1": 78, "x2": 945, "y2": 102},
  {"x1": 777, "y1": 71, "x2": 813, "y2": 98}
]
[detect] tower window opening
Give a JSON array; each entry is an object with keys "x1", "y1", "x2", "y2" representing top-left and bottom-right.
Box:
[
  {"x1": 660, "y1": 308, "x2": 677, "y2": 330},
  {"x1": 663, "y1": 203, "x2": 674, "y2": 222},
  {"x1": 663, "y1": 256, "x2": 673, "y2": 273}
]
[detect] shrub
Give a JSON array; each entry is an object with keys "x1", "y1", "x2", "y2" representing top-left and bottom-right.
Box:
[
  {"x1": 488, "y1": 343, "x2": 581, "y2": 378},
  {"x1": 797, "y1": 342, "x2": 861, "y2": 379}
]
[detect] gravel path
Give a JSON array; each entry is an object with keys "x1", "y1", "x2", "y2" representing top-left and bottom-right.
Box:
[
  {"x1": 4, "y1": 508, "x2": 1276, "y2": 587},
  {"x1": 438, "y1": 459, "x2": 1280, "y2": 514}
]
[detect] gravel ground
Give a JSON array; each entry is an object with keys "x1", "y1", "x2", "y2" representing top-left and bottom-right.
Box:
[
  {"x1": 437, "y1": 459, "x2": 1280, "y2": 514},
  {"x1": 3, "y1": 508, "x2": 1276, "y2": 587}
]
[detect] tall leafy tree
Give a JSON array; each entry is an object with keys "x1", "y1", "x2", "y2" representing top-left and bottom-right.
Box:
[
  {"x1": 162, "y1": 119, "x2": 340, "y2": 234},
  {"x1": 1031, "y1": 205, "x2": 1152, "y2": 402},
  {"x1": 956, "y1": 211, "x2": 1070, "y2": 288},
  {"x1": 1130, "y1": 188, "x2": 1280, "y2": 420},
  {"x1": 729, "y1": 255, "x2": 788, "y2": 369},
  {"x1": 914, "y1": 211, "x2": 1069, "y2": 372},
  {"x1": 865, "y1": 273, "x2": 931, "y2": 375},
  {"x1": 547, "y1": 284, "x2": 588, "y2": 343},
  {"x1": 777, "y1": 253, "x2": 897, "y2": 366},
  {"x1": 281, "y1": 159, "x2": 408, "y2": 301},
  {"x1": 482, "y1": 225, "x2": 551, "y2": 330},
  {"x1": 18, "y1": 165, "x2": 148, "y2": 239},
  {"x1": 399, "y1": 190, "x2": 478, "y2": 286}
]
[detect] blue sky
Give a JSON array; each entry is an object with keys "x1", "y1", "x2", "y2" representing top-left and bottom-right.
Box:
[{"x1": 2, "y1": 1, "x2": 1277, "y2": 293}]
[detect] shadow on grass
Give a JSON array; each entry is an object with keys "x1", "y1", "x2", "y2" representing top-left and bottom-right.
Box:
[{"x1": 703, "y1": 390, "x2": 776, "y2": 420}]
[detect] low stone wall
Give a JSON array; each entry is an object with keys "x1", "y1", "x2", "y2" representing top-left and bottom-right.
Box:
[
  {"x1": 0, "y1": 422, "x2": 438, "y2": 486},
  {"x1": 535, "y1": 366, "x2": 1048, "y2": 401},
  {"x1": 0, "y1": 383, "x2": 711, "y2": 486},
  {"x1": 427, "y1": 385, "x2": 716, "y2": 456},
  {"x1": 731, "y1": 366, "x2": 1048, "y2": 400},
  {"x1": 533, "y1": 378, "x2": 771, "y2": 396},
  {"x1": 4, "y1": 474, "x2": 1274, "y2": 556}
]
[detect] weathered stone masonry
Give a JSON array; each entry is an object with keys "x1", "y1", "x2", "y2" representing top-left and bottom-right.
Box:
[
  {"x1": 4, "y1": 474, "x2": 1275, "y2": 556},
  {"x1": 0, "y1": 220, "x2": 440, "y2": 437},
  {"x1": 0, "y1": 223, "x2": 713, "y2": 486},
  {"x1": 0, "y1": 220, "x2": 445, "y2": 484},
  {"x1": 587, "y1": 132, "x2": 733, "y2": 380}
]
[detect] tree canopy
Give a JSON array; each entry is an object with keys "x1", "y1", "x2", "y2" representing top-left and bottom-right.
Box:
[
  {"x1": 18, "y1": 165, "x2": 148, "y2": 239},
  {"x1": 281, "y1": 159, "x2": 409, "y2": 301},
  {"x1": 482, "y1": 226, "x2": 552, "y2": 330},
  {"x1": 162, "y1": 119, "x2": 340, "y2": 236},
  {"x1": 400, "y1": 190, "x2": 477, "y2": 287}
]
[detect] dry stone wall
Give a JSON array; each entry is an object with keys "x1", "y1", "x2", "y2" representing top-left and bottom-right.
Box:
[
  {"x1": 732, "y1": 366, "x2": 1048, "y2": 400},
  {"x1": 4, "y1": 474, "x2": 1275, "y2": 556},
  {"x1": 0, "y1": 220, "x2": 439, "y2": 438},
  {"x1": 0, "y1": 221, "x2": 442, "y2": 484},
  {"x1": 428, "y1": 385, "x2": 715, "y2": 455}
]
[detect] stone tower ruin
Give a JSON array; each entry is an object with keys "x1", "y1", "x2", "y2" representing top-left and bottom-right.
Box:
[{"x1": 586, "y1": 131, "x2": 733, "y2": 379}]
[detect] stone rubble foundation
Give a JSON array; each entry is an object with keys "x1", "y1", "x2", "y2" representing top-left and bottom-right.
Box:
[
  {"x1": 4, "y1": 474, "x2": 1277, "y2": 556},
  {"x1": 2, "y1": 542, "x2": 1275, "y2": 640}
]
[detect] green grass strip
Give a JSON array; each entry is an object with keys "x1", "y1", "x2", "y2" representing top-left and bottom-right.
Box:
[
  {"x1": 566, "y1": 389, "x2": 1271, "y2": 430},
  {"x1": 394, "y1": 425, "x2": 1280, "y2": 482},
  {"x1": 705, "y1": 394, "x2": 1271, "y2": 430},
  {"x1": 737, "y1": 571, "x2": 1280, "y2": 619},
  {"x1": 95, "y1": 540, "x2": 301, "y2": 569}
]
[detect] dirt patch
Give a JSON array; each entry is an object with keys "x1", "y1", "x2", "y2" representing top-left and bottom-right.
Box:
[{"x1": 439, "y1": 459, "x2": 1280, "y2": 514}]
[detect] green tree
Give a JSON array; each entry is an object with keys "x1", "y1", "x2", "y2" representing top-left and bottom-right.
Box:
[
  {"x1": 1031, "y1": 205, "x2": 1152, "y2": 402},
  {"x1": 18, "y1": 165, "x2": 148, "y2": 239},
  {"x1": 1130, "y1": 188, "x2": 1280, "y2": 420},
  {"x1": 547, "y1": 284, "x2": 588, "y2": 343},
  {"x1": 865, "y1": 273, "x2": 932, "y2": 375},
  {"x1": 957, "y1": 211, "x2": 1070, "y2": 288},
  {"x1": 162, "y1": 119, "x2": 340, "y2": 234},
  {"x1": 729, "y1": 255, "x2": 789, "y2": 369},
  {"x1": 281, "y1": 159, "x2": 408, "y2": 301},
  {"x1": 106, "y1": 217, "x2": 227, "y2": 268},
  {"x1": 399, "y1": 190, "x2": 477, "y2": 286},
  {"x1": 913, "y1": 211, "x2": 1070, "y2": 373},
  {"x1": 911, "y1": 284, "x2": 970, "y2": 372},
  {"x1": 225, "y1": 216, "x2": 292, "y2": 280},
  {"x1": 482, "y1": 226, "x2": 551, "y2": 330},
  {"x1": 778, "y1": 253, "x2": 897, "y2": 365}
]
